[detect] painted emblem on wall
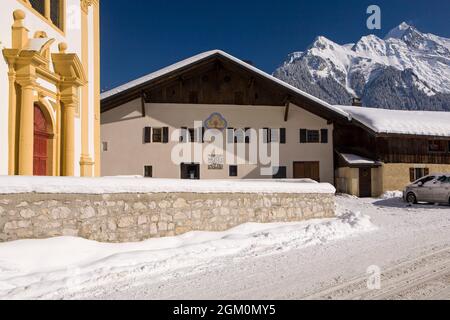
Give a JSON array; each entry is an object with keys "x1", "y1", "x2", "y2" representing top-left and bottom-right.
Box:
[{"x1": 204, "y1": 113, "x2": 228, "y2": 131}]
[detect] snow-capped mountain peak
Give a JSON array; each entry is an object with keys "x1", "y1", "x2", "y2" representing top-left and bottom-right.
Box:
[
  {"x1": 273, "y1": 23, "x2": 450, "y2": 111},
  {"x1": 385, "y1": 22, "x2": 414, "y2": 39}
]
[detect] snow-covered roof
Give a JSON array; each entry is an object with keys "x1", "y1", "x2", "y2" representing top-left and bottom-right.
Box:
[
  {"x1": 101, "y1": 50, "x2": 349, "y2": 119},
  {"x1": 0, "y1": 176, "x2": 336, "y2": 195},
  {"x1": 339, "y1": 153, "x2": 381, "y2": 167},
  {"x1": 335, "y1": 105, "x2": 450, "y2": 138}
]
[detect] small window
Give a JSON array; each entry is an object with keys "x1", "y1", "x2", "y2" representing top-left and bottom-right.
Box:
[
  {"x1": 270, "y1": 129, "x2": 286, "y2": 144},
  {"x1": 229, "y1": 165, "x2": 238, "y2": 177},
  {"x1": 28, "y1": 0, "x2": 64, "y2": 30},
  {"x1": 234, "y1": 129, "x2": 246, "y2": 144},
  {"x1": 273, "y1": 167, "x2": 287, "y2": 179},
  {"x1": 227, "y1": 128, "x2": 235, "y2": 144},
  {"x1": 410, "y1": 168, "x2": 430, "y2": 182},
  {"x1": 271, "y1": 129, "x2": 280, "y2": 143},
  {"x1": 144, "y1": 166, "x2": 153, "y2": 178},
  {"x1": 29, "y1": 0, "x2": 46, "y2": 16},
  {"x1": 300, "y1": 129, "x2": 321, "y2": 143},
  {"x1": 50, "y1": 0, "x2": 62, "y2": 29},
  {"x1": 180, "y1": 127, "x2": 188, "y2": 143},
  {"x1": 152, "y1": 128, "x2": 163, "y2": 143},
  {"x1": 429, "y1": 140, "x2": 445, "y2": 152},
  {"x1": 307, "y1": 130, "x2": 320, "y2": 143},
  {"x1": 102, "y1": 142, "x2": 108, "y2": 152}
]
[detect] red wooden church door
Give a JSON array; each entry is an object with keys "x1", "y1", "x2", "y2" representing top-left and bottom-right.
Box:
[{"x1": 33, "y1": 105, "x2": 50, "y2": 176}]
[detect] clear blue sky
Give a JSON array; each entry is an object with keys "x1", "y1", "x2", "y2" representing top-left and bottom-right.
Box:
[{"x1": 100, "y1": 0, "x2": 450, "y2": 92}]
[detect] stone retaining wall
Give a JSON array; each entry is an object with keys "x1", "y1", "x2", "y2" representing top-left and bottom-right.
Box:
[{"x1": 0, "y1": 192, "x2": 335, "y2": 243}]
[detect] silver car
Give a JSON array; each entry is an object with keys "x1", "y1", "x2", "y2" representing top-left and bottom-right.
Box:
[{"x1": 404, "y1": 174, "x2": 450, "y2": 205}]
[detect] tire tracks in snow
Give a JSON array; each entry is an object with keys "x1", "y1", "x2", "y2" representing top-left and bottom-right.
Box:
[{"x1": 302, "y1": 246, "x2": 450, "y2": 300}]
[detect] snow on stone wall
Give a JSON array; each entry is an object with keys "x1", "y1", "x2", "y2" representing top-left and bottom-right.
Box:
[{"x1": 0, "y1": 192, "x2": 335, "y2": 243}]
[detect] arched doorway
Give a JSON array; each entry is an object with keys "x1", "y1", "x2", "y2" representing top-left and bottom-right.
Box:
[{"x1": 33, "y1": 104, "x2": 52, "y2": 176}]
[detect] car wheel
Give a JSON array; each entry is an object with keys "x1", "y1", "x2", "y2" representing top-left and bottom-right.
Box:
[{"x1": 406, "y1": 193, "x2": 417, "y2": 204}]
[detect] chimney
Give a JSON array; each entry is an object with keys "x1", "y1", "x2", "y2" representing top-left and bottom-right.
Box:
[{"x1": 352, "y1": 97, "x2": 362, "y2": 107}]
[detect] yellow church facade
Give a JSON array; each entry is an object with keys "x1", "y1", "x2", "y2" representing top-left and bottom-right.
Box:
[{"x1": 1, "y1": 0, "x2": 101, "y2": 176}]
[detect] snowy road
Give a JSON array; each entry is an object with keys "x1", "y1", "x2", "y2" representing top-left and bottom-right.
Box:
[{"x1": 81, "y1": 196, "x2": 450, "y2": 300}]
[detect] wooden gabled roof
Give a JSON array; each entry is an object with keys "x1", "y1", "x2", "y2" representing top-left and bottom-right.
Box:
[{"x1": 101, "y1": 50, "x2": 350, "y2": 122}]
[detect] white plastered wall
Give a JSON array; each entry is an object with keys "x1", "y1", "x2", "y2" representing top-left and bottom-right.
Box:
[{"x1": 101, "y1": 102, "x2": 335, "y2": 183}]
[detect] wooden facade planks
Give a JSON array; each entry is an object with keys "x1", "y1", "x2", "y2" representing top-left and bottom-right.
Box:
[{"x1": 334, "y1": 123, "x2": 450, "y2": 165}]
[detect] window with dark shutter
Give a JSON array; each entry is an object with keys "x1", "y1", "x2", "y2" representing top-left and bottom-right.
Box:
[
  {"x1": 229, "y1": 165, "x2": 238, "y2": 177},
  {"x1": 234, "y1": 129, "x2": 246, "y2": 144},
  {"x1": 152, "y1": 128, "x2": 162, "y2": 143},
  {"x1": 280, "y1": 128, "x2": 286, "y2": 144},
  {"x1": 321, "y1": 129, "x2": 329, "y2": 144},
  {"x1": 144, "y1": 127, "x2": 152, "y2": 143},
  {"x1": 227, "y1": 128, "x2": 235, "y2": 144},
  {"x1": 188, "y1": 128, "x2": 195, "y2": 143},
  {"x1": 144, "y1": 166, "x2": 153, "y2": 178},
  {"x1": 273, "y1": 167, "x2": 287, "y2": 179},
  {"x1": 411, "y1": 168, "x2": 431, "y2": 182},
  {"x1": 180, "y1": 127, "x2": 188, "y2": 143},
  {"x1": 271, "y1": 129, "x2": 280, "y2": 143},
  {"x1": 300, "y1": 129, "x2": 307, "y2": 143},
  {"x1": 307, "y1": 130, "x2": 320, "y2": 143},
  {"x1": 263, "y1": 128, "x2": 271, "y2": 143}
]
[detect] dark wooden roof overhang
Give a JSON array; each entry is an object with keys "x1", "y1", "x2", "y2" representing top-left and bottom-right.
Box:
[{"x1": 101, "y1": 52, "x2": 349, "y2": 123}]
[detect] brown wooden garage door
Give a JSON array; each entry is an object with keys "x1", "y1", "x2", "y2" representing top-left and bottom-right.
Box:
[{"x1": 293, "y1": 162, "x2": 320, "y2": 182}]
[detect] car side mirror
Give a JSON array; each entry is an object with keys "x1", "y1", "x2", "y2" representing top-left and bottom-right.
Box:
[{"x1": 418, "y1": 182, "x2": 424, "y2": 187}]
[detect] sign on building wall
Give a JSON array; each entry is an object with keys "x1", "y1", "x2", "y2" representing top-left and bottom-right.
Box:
[{"x1": 208, "y1": 153, "x2": 224, "y2": 170}]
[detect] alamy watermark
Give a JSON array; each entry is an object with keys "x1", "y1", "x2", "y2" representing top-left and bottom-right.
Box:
[
  {"x1": 169, "y1": 119, "x2": 281, "y2": 177},
  {"x1": 367, "y1": 5, "x2": 382, "y2": 30},
  {"x1": 367, "y1": 265, "x2": 382, "y2": 290}
]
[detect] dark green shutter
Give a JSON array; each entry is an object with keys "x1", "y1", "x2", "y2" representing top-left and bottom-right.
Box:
[
  {"x1": 280, "y1": 128, "x2": 286, "y2": 144},
  {"x1": 144, "y1": 127, "x2": 152, "y2": 143},
  {"x1": 162, "y1": 127, "x2": 169, "y2": 143},
  {"x1": 300, "y1": 129, "x2": 307, "y2": 143},
  {"x1": 321, "y1": 129, "x2": 329, "y2": 144}
]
